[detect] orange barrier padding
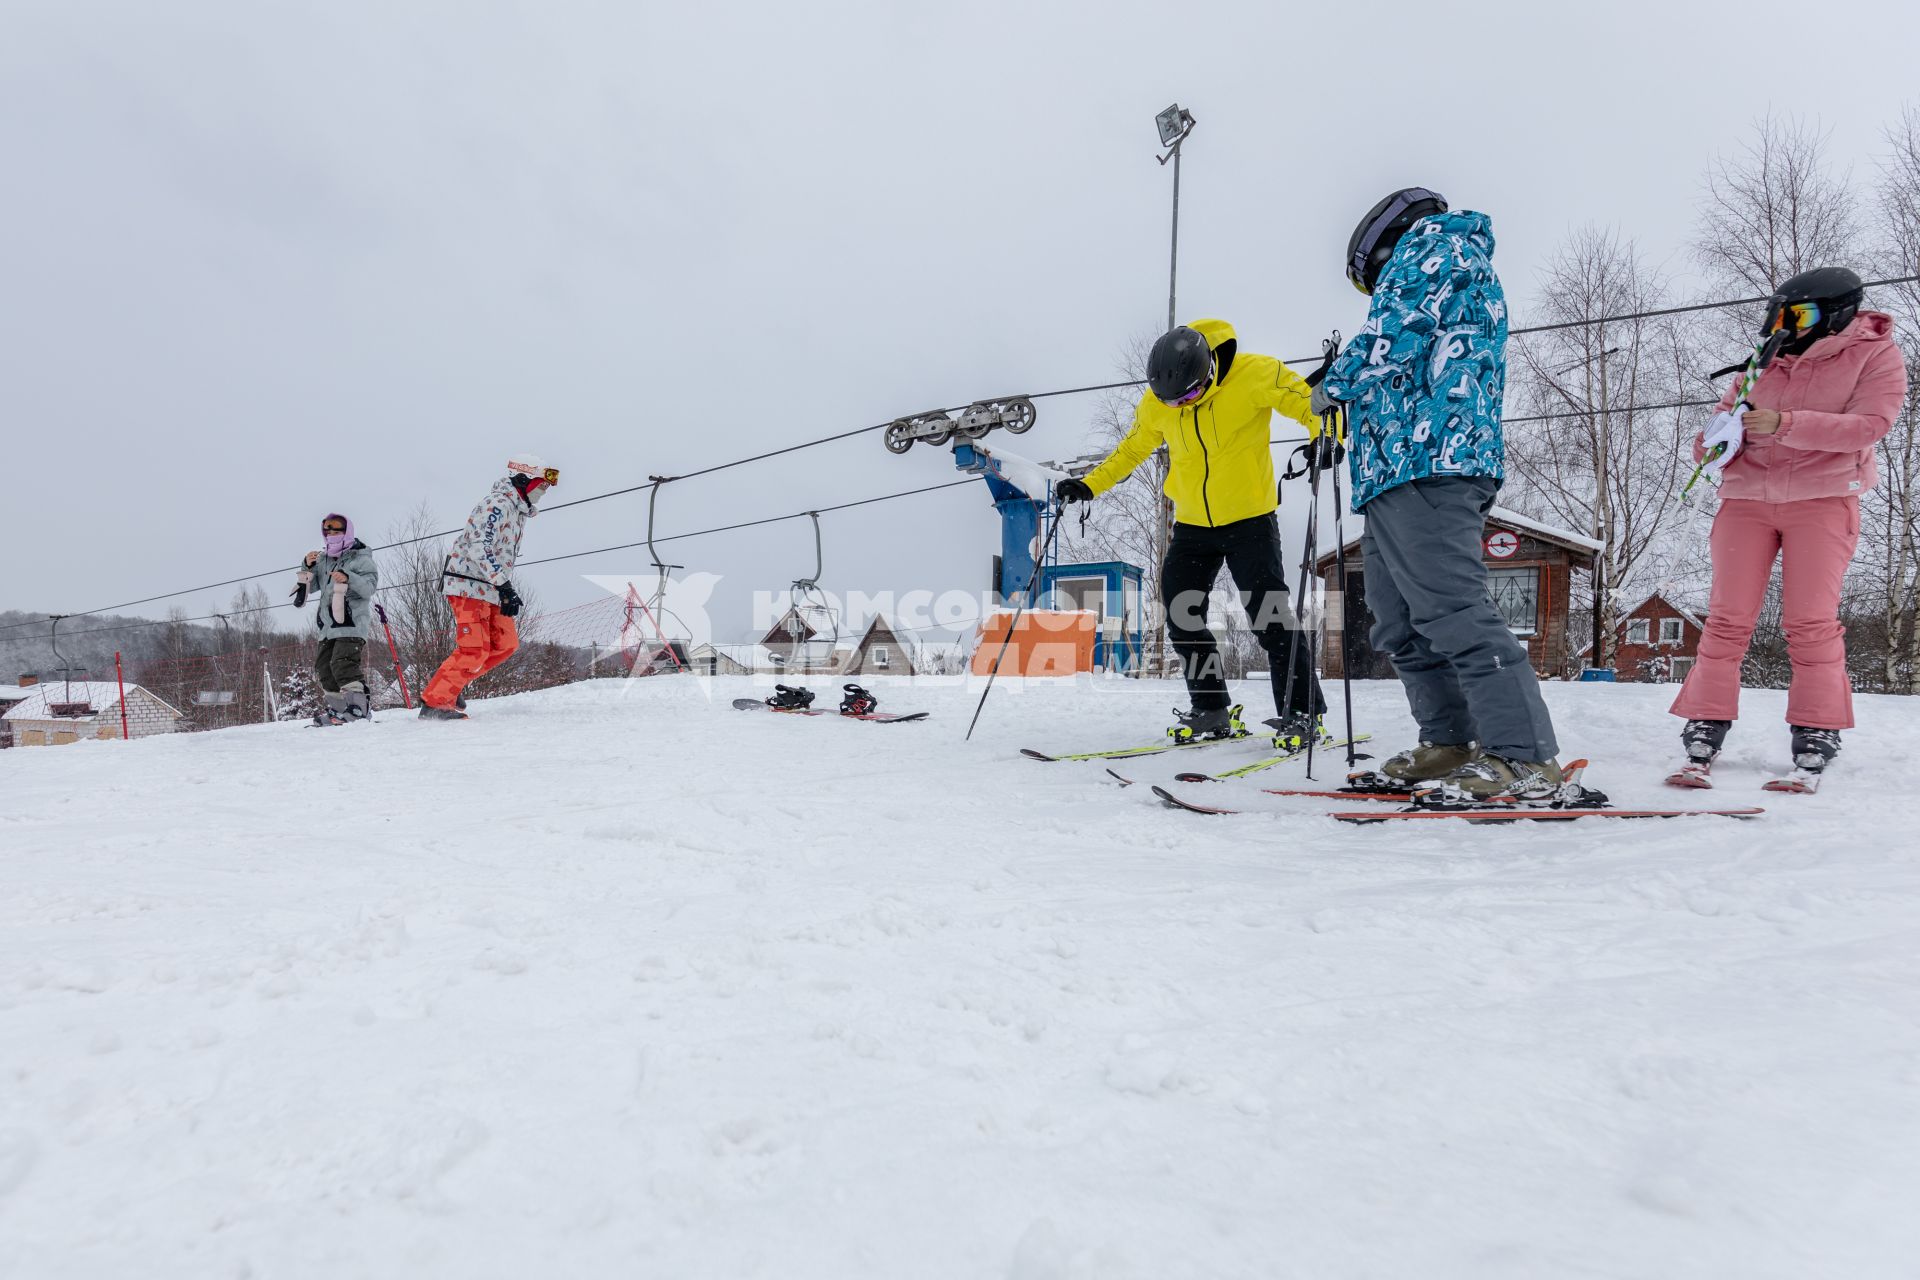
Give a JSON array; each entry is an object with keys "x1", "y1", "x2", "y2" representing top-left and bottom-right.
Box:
[{"x1": 970, "y1": 609, "x2": 1096, "y2": 676}]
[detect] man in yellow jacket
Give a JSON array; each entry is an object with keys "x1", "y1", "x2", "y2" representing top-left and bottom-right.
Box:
[{"x1": 1059, "y1": 319, "x2": 1328, "y2": 745}]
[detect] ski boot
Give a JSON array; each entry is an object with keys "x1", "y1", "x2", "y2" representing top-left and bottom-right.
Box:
[
  {"x1": 1264, "y1": 710, "x2": 1327, "y2": 753},
  {"x1": 1431, "y1": 753, "x2": 1566, "y2": 803},
  {"x1": 1666, "y1": 719, "x2": 1729, "y2": 789},
  {"x1": 766, "y1": 684, "x2": 816, "y2": 712},
  {"x1": 839, "y1": 684, "x2": 878, "y2": 717},
  {"x1": 1765, "y1": 725, "x2": 1840, "y2": 794},
  {"x1": 312, "y1": 693, "x2": 348, "y2": 727},
  {"x1": 418, "y1": 703, "x2": 468, "y2": 721},
  {"x1": 339, "y1": 684, "x2": 371, "y2": 722},
  {"x1": 1355, "y1": 741, "x2": 1479, "y2": 789},
  {"x1": 455, "y1": 691, "x2": 467, "y2": 711},
  {"x1": 1167, "y1": 704, "x2": 1248, "y2": 745}
]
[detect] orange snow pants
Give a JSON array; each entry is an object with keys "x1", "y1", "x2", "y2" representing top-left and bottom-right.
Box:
[{"x1": 423, "y1": 595, "x2": 519, "y2": 709}]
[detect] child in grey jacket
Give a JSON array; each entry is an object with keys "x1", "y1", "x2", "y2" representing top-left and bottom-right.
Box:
[{"x1": 296, "y1": 512, "x2": 379, "y2": 724}]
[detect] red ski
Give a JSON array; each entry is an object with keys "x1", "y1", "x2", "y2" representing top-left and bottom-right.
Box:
[{"x1": 1331, "y1": 806, "x2": 1763, "y2": 824}]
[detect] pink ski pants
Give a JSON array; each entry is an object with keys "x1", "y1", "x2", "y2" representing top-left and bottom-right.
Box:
[{"x1": 1670, "y1": 496, "x2": 1859, "y2": 729}]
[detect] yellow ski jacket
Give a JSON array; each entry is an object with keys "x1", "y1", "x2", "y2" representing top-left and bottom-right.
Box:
[{"x1": 1083, "y1": 319, "x2": 1316, "y2": 527}]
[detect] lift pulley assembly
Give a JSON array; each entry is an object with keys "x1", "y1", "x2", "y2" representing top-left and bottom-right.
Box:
[{"x1": 883, "y1": 395, "x2": 1036, "y2": 454}]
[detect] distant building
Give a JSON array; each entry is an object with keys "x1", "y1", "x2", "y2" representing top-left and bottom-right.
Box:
[
  {"x1": 840, "y1": 616, "x2": 915, "y2": 678},
  {"x1": 758, "y1": 605, "x2": 822, "y2": 671},
  {"x1": 688, "y1": 643, "x2": 778, "y2": 676},
  {"x1": 3, "y1": 680, "x2": 185, "y2": 748},
  {"x1": 694, "y1": 614, "x2": 916, "y2": 677},
  {"x1": 1609, "y1": 592, "x2": 1706, "y2": 683},
  {"x1": 1314, "y1": 505, "x2": 1605, "y2": 679},
  {"x1": 0, "y1": 674, "x2": 42, "y2": 749}
]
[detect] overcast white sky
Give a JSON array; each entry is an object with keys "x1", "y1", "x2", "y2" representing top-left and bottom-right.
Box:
[{"x1": 3, "y1": 0, "x2": 1917, "y2": 643}]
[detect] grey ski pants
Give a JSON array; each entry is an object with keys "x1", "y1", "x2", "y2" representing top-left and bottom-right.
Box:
[{"x1": 1360, "y1": 477, "x2": 1558, "y2": 761}]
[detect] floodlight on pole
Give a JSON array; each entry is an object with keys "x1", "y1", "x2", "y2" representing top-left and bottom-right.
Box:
[{"x1": 1153, "y1": 103, "x2": 1197, "y2": 332}]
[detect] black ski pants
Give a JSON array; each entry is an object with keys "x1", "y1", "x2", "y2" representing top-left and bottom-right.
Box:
[
  {"x1": 315, "y1": 637, "x2": 366, "y2": 693},
  {"x1": 1160, "y1": 513, "x2": 1326, "y2": 719}
]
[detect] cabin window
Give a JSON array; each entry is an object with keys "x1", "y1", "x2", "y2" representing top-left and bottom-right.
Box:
[
  {"x1": 1626, "y1": 619, "x2": 1650, "y2": 645},
  {"x1": 1659, "y1": 617, "x2": 1683, "y2": 645},
  {"x1": 872, "y1": 646, "x2": 890, "y2": 669},
  {"x1": 1488, "y1": 568, "x2": 1539, "y2": 637}
]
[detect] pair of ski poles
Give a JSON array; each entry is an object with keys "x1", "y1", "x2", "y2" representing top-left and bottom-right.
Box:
[{"x1": 1276, "y1": 334, "x2": 1362, "y2": 780}]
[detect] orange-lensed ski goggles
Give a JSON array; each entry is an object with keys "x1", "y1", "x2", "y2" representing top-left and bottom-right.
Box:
[{"x1": 1765, "y1": 299, "x2": 1822, "y2": 335}]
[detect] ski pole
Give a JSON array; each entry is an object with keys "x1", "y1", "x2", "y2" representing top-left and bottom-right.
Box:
[
  {"x1": 1326, "y1": 403, "x2": 1363, "y2": 770},
  {"x1": 1277, "y1": 434, "x2": 1325, "y2": 779},
  {"x1": 375, "y1": 602, "x2": 412, "y2": 709},
  {"x1": 1679, "y1": 328, "x2": 1788, "y2": 502},
  {"x1": 965, "y1": 499, "x2": 1066, "y2": 742}
]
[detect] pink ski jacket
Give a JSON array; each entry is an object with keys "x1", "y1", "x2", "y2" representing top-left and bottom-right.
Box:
[{"x1": 1697, "y1": 311, "x2": 1909, "y2": 503}]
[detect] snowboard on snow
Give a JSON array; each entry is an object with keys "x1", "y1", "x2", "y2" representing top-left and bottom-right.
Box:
[{"x1": 731, "y1": 697, "x2": 928, "y2": 723}]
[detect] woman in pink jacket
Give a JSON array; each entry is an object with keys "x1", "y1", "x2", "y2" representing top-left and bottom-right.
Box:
[{"x1": 1669, "y1": 268, "x2": 1909, "y2": 788}]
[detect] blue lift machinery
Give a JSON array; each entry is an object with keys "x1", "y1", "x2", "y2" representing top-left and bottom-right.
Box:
[{"x1": 948, "y1": 440, "x2": 1146, "y2": 674}]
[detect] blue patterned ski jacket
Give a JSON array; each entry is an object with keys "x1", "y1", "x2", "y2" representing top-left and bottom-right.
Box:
[{"x1": 1322, "y1": 210, "x2": 1509, "y2": 511}]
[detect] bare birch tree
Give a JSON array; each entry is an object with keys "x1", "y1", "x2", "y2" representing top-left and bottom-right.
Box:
[
  {"x1": 1506, "y1": 227, "x2": 1697, "y2": 667},
  {"x1": 1055, "y1": 337, "x2": 1177, "y2": 674},
  {"x1": 1694, "y1": 112, "x2": 1859, "y2": 301},
  {"x1": 1862, "y1": 106, "x2": 1920, "y2": 691}
]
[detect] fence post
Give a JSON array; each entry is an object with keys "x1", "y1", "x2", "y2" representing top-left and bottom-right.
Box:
[{"x1": 114, "y1": 651, "x2": 131, "y2": 741}]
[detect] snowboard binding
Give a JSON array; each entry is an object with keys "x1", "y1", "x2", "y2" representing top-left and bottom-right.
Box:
[
  {"x1": 839, "y1": 684, "x2": 879, "y2": 717},
  {"x1": 766, "y1": 684, "x2": 816, "y2": 711}
]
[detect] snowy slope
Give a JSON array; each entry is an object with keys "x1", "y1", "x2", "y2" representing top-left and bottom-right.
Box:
[{"x1": 2, "y1": 677, "x2": 1917, "y2": 1279}]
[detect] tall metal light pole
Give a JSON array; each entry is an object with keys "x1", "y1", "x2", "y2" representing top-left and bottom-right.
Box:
[
  {"x1": 1149, "y1": 105, "x2": 1196, "y2": 678},
  {"x1": 1155, "y1": 104, "x2": 1197, "y2": 332}
]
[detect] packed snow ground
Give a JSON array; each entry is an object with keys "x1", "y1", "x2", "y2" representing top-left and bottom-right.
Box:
[{"x1": 3, "y1": 675, "x2": 1917, "y2": 1279}]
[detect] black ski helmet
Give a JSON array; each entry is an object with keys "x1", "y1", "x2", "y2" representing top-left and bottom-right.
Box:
[
  {"x1": 1146, "y1": 325, "x2": 1214, "y2": 405},
  {"x1": 1769, "y1": 266, "x2": 1865, "y2": 354},
  {"x1": 1347, "y1": 187, "x2": 1449, "y2": 294}
]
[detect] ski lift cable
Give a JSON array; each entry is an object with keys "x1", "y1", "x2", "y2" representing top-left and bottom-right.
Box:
[
  {"x1": 30, "y1": 477, "x2": 983, "y2": 644},
  {"x1": 9, "y1": 277, "x2": 1910, "y2": 637}
]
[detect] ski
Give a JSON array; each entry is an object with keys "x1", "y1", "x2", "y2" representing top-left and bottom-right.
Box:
[
  {"x1": 1020, "y1": 733, "x2": 1255, "y2": 764},
  {"x1": 1151, "y1": 784, "x2": 1762, "y2": 822},
  {"x1": 1665, "y1": 762, "x2": 1714, "y2": 789},
  {"x1": 1257, "y1": 786, "x2": 1413, "y2": 803},
  {"x1": 1107, "y1": 736, "x2": 1374, "y2": 785},
  {"x1": 1150, "y1": 785, "x2": 1238, "y2": 816},
  {"x1": 1762, "y1": 769, "x2": 1820, "y2": 794},
  {"x1": 731, "y1": 698, "x2": 928, "y2": 723},
  {"x1": 1173, "y1": 734, "x2": 1373, "y2": 782},
  {"x1": 1332, "y1": 806, "x2": 1764, "y2": 824}
]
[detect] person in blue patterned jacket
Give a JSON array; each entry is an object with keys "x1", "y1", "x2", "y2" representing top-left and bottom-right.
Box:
[{"x1": 1314, "y1": 189, "x2": 1562, "y2": 799}]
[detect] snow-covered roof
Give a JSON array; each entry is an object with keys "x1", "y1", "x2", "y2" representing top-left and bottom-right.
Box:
[
  {"x1": 1317, "y1": 502, "x2": 1606, "y2": 562},
  {"x1": 1487, "y1": 506, "x2": 1607, "y2": 555},
  {"x1": 0, "y1": 685, "x2": 38, "y2": 702},
  {"x1": 691, "y1": 643, "x2": 781, "y2": 668},
  {"x1": 3, "y1": 681, "x2": 182, "y2": 721},
  {"x1": 1622, "y1": 591, "x2": 1706, "y2": 630}
]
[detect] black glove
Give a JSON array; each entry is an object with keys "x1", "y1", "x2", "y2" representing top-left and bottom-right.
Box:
[
  {"x1": 1057, "y1": 478, "x2": 1095, "y2": 504},
  {"x1": 497, "y1": 582, "x2": 523, "y2": 618},
  {"x1": 1309, "y1": 383, "x2": 1341, "y2": 420}
]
